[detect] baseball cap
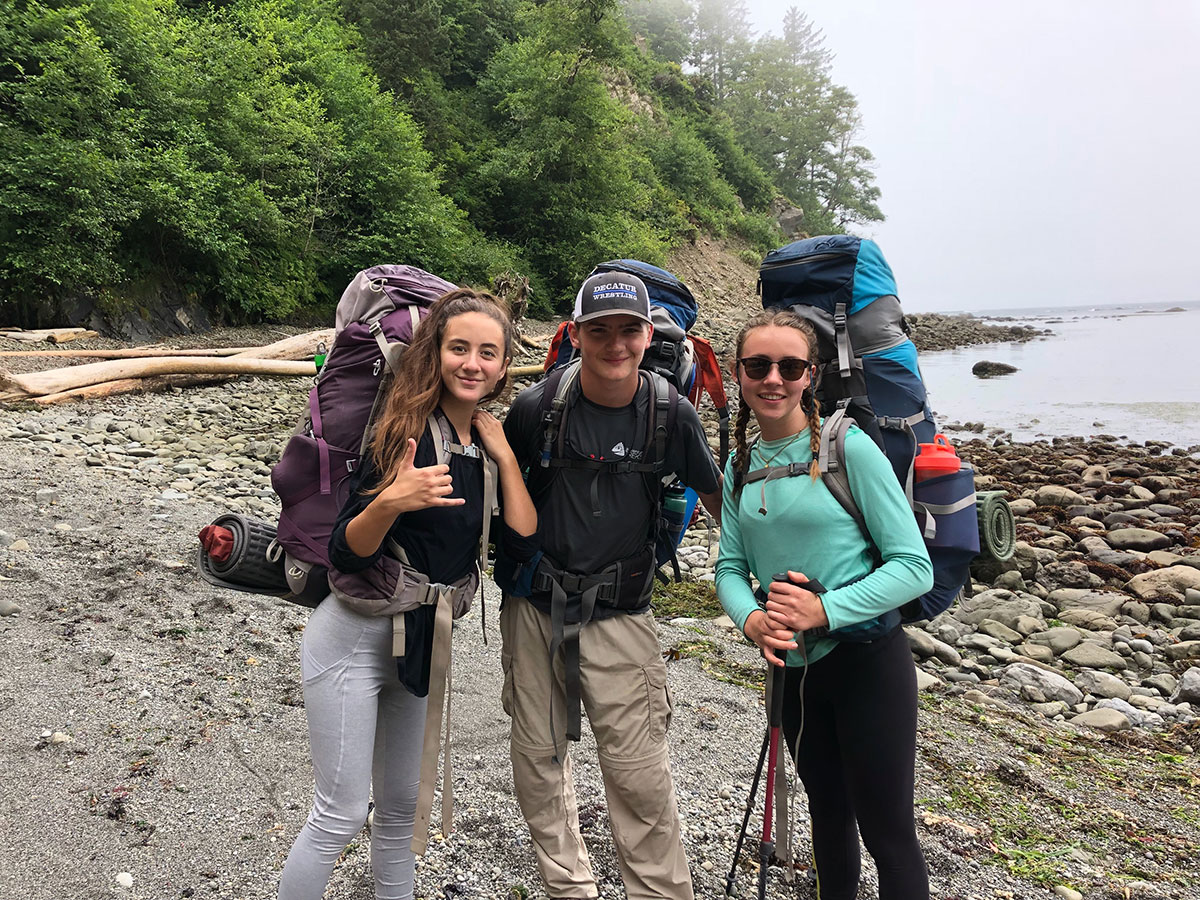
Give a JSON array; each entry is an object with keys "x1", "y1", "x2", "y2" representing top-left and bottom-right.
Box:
[{"x1": 572, "y1": 272, "x2": 652, "y2": 325}]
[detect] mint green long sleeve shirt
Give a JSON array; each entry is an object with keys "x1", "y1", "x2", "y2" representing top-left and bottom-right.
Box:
[{"x1": 715, "y1": 425, "x2": 934, "y2": 667}]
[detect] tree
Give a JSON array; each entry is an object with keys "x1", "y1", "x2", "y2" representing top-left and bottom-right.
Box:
[
  {"x1": 0, "y1": 0, "x2": 514, "y2": 324},
  {"x1": 721, "y1": 9, "x2": 883, "y2": 233},
  {"x1": 620, "y1": 0, "x2": 692, "y2": 64},
  {"x1": 690, "y1": 0, "x2": 750, "y2": 100},
  {"x1": 462, "y1": 0, "x2": 666, "y2": 312}
]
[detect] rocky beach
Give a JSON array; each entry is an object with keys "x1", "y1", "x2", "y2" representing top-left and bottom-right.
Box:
[{"x1": 2, "y1": 307, "x2": 1200, "y2": 900}]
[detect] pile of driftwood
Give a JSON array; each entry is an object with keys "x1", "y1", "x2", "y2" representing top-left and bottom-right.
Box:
[
  {"x1": 1, "y1": 327, "x2": 549, "y2": 406},
  {"x1": 0, "y1": 330, "x2": 330, "y2": 405}
]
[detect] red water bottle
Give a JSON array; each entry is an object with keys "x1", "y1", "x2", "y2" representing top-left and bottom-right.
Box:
[{"x1": 914, "y1": 434, "x2": 961, "y2": 482}]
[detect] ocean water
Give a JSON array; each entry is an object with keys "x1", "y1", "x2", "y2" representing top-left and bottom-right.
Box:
[{"x1": 915, "y1": 300, "x2": 1200, "y2": 446}]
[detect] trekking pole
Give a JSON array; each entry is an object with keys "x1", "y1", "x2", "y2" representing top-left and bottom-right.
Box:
[
  {"x1": 758, "y1": 661, "x2": 786, "y2": 900},
  {"x1": 725, "y1": 727, "x2": 770, "y2": 896}
]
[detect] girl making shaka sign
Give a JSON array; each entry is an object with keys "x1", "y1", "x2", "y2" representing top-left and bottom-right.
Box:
[{"x1": 279, "y1": 289, "x2": 537, "y2": 900}]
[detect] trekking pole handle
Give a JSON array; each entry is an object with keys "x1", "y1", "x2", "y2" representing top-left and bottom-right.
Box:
[{"x1": 772, "y1": 572, "x2": 830, "y2": 638}]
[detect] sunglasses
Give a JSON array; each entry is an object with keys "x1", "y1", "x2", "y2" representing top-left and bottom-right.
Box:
[{"x1": 737, "y1": 355, "x2": 811, "y2": 381}]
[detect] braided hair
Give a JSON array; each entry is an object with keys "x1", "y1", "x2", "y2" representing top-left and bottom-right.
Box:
[{"x1": 731, "y1": 309, "x2": 823, "y2": 495}]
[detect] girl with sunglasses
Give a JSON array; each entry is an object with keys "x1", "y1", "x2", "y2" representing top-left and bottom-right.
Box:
[{"x1": 715, "y1": 308, "x2": 934, "y2": 900}]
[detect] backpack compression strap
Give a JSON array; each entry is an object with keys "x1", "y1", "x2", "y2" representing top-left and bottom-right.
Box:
[
  {"x1": 368, "y1": 307, "x2": 422, "y2": 376},
  {"x1": 830, "y1": 302, "x2": 868, "y2": 398}
]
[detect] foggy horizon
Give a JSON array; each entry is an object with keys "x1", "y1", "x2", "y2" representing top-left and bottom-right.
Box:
[{"x1": 742, "y1": 0, "x2": 1200, "y2": 313}]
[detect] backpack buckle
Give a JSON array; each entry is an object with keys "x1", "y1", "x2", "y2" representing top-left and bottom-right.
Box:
[{"x1": 445, "y1": 439, "x2": 480, "y2": 458}]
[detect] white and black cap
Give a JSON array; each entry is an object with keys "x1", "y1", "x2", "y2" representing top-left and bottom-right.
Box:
[{"x1": 572, "y1": 272, "x2": 652, "y2": 324}]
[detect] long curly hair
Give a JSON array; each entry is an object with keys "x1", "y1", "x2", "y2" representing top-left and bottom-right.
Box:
[
  {"x1": 731, "y1": 308, "x2": 823, "y2": 494},
  {"x1": 367, "y1": 288, "x2": 512, "y2": 489}
]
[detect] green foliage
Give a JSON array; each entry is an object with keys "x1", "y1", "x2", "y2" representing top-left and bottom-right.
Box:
[
  {"x1": 620, "y1": 0, "x2": 690, "y2": 64},
  {"x1": 462, "y1": 0, "x2": 666, "y2": 314},
  {"x1": 732, "y1": 213, "x2": 780, "y2": 253},
  {"x1": 1, "y1": 0, "x2": 883, "y2": 326},
  {"x1": 638, "y1": 118, "x2": 740, "y2": 235},
  {"x1": 1, "y1": 0, "x2": 513, "y2": 323},
  {"x1": 722, "y1": 12, "x2": 884, "y2": 231}
]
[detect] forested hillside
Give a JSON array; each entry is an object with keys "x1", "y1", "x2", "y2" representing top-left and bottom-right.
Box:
[{"x1": 0, "y1": 0, "x2": 882, "y2": 331}]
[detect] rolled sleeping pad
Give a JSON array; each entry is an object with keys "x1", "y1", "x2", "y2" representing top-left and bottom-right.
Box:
[
  {"x1": 197, "y1": 513, "x2": 291, "y2": 595},
  {"x1": 976, "y1": 491, "x2": 1015, "y2": 562}
]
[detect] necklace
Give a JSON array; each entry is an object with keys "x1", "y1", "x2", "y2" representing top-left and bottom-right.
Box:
[
  {"x1": 755, "y1": 431, "x2": 803, "y2": 468},
  {"x1": 753, "y1": 431, "x2": 803, "y2": 516}
]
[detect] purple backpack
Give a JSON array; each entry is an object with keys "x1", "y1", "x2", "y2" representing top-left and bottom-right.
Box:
[{"x1": 270, "y1": 265, "x2": 458, "y2": 605}]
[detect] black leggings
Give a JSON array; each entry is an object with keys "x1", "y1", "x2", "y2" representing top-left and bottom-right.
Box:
[{"x1": 782, "y1": 625, "x2": 929, "y2": 900}]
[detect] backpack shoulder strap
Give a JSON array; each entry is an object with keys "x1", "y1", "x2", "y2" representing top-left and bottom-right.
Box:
[
  {"x1": 427, "y1": 406, "x2": 499, "y2": 567},
  {"x1": 477, "y1": 443, "x2": 500, "y2": 570},
  {"x1": 642, "y1": 369, "x2": 678, "y2": 469},
  {"x1": 818, "y1": 405, "x2": 873, "y2": 549},
  {"x1": 538, "y1": 360, "x2": 581, "y2": 468}
]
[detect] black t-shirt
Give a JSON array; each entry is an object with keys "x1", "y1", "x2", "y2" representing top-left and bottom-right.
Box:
[
  {"x1": 504, "y1": 373, "x2": 720, "y2": 574},
  {"x1": 330, "y1": 426, "x2": 484, "y2": 584},
  {"x1": 328, "y1": 415, "x2": 538, "y2": 694}
]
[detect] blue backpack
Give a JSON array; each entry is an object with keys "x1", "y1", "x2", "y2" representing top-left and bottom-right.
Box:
[{"x1": 757, "y1": 235, "x2": 979, "y2": 622}]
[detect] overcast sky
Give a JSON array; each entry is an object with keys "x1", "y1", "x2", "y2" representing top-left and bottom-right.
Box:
[{"x1": 743, "y1": 1, "x2": 1200, "y2": 312}]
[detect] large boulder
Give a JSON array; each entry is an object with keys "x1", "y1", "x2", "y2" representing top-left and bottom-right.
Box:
[
  {"x1": 1170, "y1": 668, "x2": 1200, "y2": 704},
  {"x1": 1165, "y1": 642, "x2": 1200, "y2": 663},
  {"x1": 1070, "y1": 708, "x2": 1131, "y2": 732},
  {"x1": 1000, "y1": 662, "x2": 1083, "y2": 705},
  {"x1": 1076, "y1": 536, "x2": 1139, "y2": 568},
  {"x1": 1057, "y1": 608, "x2": 1119, "y2": 631},
  {"x1": 1095, "y1": 698, "x2": 1162, "y2": 729},
  {"x1": 1025, "y1": 626, "x2": 1084, "y2": 656},
  {"x1": 955, "y1": 590, "x2": 1045, "y2": 629},
  {"x1": 1107, "y1": 528, "x2": 1172, "y2": 552},
  {"x1": 1034, "y1": 485, "x2": 1088, "y2": 508},
  {"x1": 1047, "y1": 589, "x2": 1128, "y2": 617},
  {"x1": 1061, "y1": 642, "x2": 1128, "y2": 671},
  {"x1": 1074, "y1": 669, "x2": 1132, "y2": 701},
  {"x1": 972, "y1": 360, "x2": 1018, "y2": 378},
  {"x1": 1127, "y1": 566, "x2": 1200, "y2": 602}
]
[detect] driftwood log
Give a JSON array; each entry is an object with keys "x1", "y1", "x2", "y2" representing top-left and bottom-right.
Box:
[
  {"x1": 0, "y1": 329, "x2": 332, "y2": 404},
  {"x1": 508, "y1": 364, "x2": 546, "y2": 379},
  {"x1": 0, "y1": 347, "x2": 257, "y2": 360},
  {"x1": 30, "y1": 374, "x2": 233, "y2": 405},
  {"x1": 0, "y1": 358, "x2": 317, "y2": 402},
  {"x1": 0, "y1": 328, "x2": 553, "y2": 405},
  {"x1": 0, "y1": 327, "x2": 100, "y2": 344}
]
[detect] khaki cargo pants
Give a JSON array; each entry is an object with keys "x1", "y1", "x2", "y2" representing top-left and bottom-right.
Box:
[{"x1": 500, "y1": 594, "x2": 694, "y2": 900}]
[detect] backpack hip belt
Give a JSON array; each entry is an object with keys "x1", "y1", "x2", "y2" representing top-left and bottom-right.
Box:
[
  {"x1": 329, "y1": 550, "x2": 478, "y2": 625},
  {"x1": 532, "y1": 546, "x2": 656, "y2": 761}
]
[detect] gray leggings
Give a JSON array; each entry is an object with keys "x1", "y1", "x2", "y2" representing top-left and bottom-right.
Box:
[{"x1": 279, "y1": 594, "x2": 426, "y2": 900}]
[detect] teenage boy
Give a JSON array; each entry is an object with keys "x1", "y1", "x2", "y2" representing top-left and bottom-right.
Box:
[{"x1": 500, "y1": 271, "x2": 722, "y2": 899}]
